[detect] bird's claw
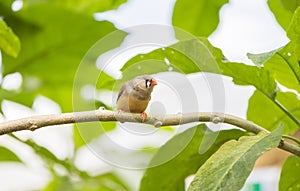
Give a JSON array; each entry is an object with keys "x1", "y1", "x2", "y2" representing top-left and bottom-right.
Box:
[
  {"x1": 117, "y1": 109, "x2": 125, "y2": 123},
  {"x1": 141, "y1": 112, "x2": 147, "y2": 122}
]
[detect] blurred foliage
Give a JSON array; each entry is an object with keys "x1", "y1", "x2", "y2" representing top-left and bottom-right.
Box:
[
  {"x1": 0, "y1": 146, "x2": 21, "y2": 162},
  {"x1": 0, "y1": 0, "x2": 15, "y2": 17},
  {"x1": 0, "y1": 0, "x2": 128, "y2": 190},
  {"x1": 1, "y1": 2, "x2": 123, "y2": 112},
  {"x1": 0, "y1": 0, "x2": 300, "y2": 191},
  {"x1": 43, "y1": 173, "x2": 128, "y2": 191}
]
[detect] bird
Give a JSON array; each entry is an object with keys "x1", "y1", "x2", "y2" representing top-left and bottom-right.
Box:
[{"x1": 116, "y1": 75, "x2": 157, "y2": 118}]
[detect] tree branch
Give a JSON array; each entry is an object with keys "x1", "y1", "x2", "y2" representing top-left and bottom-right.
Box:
[{"x1": 0, "y1": 108, "x2": 299, "y2": 157}]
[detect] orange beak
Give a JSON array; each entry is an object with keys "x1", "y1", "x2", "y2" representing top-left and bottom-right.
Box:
[{"x1": 151, "y1": 79, "x2": 157, "y2": 86}]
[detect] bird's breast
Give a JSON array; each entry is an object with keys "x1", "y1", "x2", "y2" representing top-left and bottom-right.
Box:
[{"x1": 117, "y1": 94, "x2": 150, "y2": 113}]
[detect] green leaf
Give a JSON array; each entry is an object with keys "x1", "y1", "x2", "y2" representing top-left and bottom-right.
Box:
[
  {"x1": 267, "y1": 0, "x2": 296, "y2": 30},
  {"x1": 220, "y1": 62, "x2": 277, "y2": 98},
  {"x1": 188, "y1": 127, "x2": 283, "y2": 191},
  {"x1": 0, "y1": 146, "x2": 21, "y2": 162},
  {"x1": 0, "y1": 20, "x2": 20, "y2": 57},
  {"x1": 247, "y1": 44, "x2": 300, "y2": 130},
  {"x1": 25, "y1": 0, "x2": 127, "y2": 16},
  {"x1": 287, "y1": 6, "x2": 300, "y2": 60},
  {"x1": 247, "y1": 48, "x2": 280, "y2": 67},
  {"x1": 277, "y1": 91, "x2": 300, "y2": 113},
  {"x1": 172, "y1": 0, "x2": 228, "y2": 36},
  {"x1": 139, "y1": 124, "x2": 246, "y2": 191},
  {"x1": 121, "y1": 38, "x2": 222, "y2": 83},
  {"x1": 279, "y1": 155, "x2": 300, "y2": 191},
  {"x1": 2, "y1": 3, "x2": 126, "y2": 111},
  {"x1": 247, "y1": 90, "x2": 300, "y2": 133},
  {"x1": 123, "y1": 37, "x2": 277, "y2": 98},
  {"x1": 281, "y1": 0, "x2": 300, "y2": 11},
  {"x1": 271, "y1": 43, "x2": 300, "y2": 90},
  {"x1": 248, "y1": 43, "x2": 300, "y2": 93}
]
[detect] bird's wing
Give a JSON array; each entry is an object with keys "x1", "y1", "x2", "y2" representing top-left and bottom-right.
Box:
[{"x1": 117, "y1": 82, "x2": 128, "y2": 101}]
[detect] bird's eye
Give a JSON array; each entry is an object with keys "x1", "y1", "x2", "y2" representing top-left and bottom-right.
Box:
[{"x1": 146, "y1": 80, "x2": 151, "y2": 88}]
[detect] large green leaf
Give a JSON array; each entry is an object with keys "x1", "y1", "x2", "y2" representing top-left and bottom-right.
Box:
[
  {"x1": 247, "y1": 91, "x2": 300, "y2": 133},
  {"x1": 0, "y1": 146, "x2": 22, "y2": 162},
  {"x1": 172, "y1": 0, "x2": 228, "y2": 37},
  {"x1": 2, "y1": 3, "x2": 126, "y2": 111},
  {"x1": 279, "y1": 155, "x2": 300, "y2": 191},
  {"x1": 122, "y1": 38, "x2": 222, "y2": 77},
  {"x1": 220, "y1": 62, "x2": 277, "y2": 98},
  {"x1": 139, "y1": 124, "x2": 246, "y2": 191},
  {"x1": 0, "y1": 20, "x2": 20, "y2": 57},
  {"x1": 267, "y1": 0, "x2": 298, "y2": 30},
  {"x1": 188, "y1": 127, "x2": 283, "y2": 191},
  {"x1": 248, "y1": 43, "x2": 300, "y2": 93},
  {"x1": 247, "y1": 43, "x2": 300, "y2": 130},
  {"x1": 123, "y1": 37, "x2": 277, "y2": 98},
  {"x1": 287, "y1": 6, "x2": 300, "y2": 60}
]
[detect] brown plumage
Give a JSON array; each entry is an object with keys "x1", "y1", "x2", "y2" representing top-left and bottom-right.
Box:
[{"x1": 116, "y1": 75, "x2": 157, "y2": 115}]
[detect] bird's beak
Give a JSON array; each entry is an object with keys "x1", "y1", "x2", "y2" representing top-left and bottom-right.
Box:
[{"x1": 151, "y1": 79, "x2": 157, "y2": 86}]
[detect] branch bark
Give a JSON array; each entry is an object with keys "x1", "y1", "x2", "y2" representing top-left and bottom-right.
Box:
[{"x1": 0, "y1": 108, "x2": 299, "y2": 157}]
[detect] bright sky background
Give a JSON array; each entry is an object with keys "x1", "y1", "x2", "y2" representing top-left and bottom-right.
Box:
[{"x1": 0, "y1": 0, "x2": 289, "y2": 190}]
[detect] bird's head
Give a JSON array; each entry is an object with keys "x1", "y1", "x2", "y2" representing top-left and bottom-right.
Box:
[{"x1": 133, "y1": 75, "x2": 157, "y2": 92}]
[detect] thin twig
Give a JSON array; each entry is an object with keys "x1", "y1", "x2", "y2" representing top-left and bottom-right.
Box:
[{"x1": 0, "y1": 108, "x2": 299, "y2": 157}]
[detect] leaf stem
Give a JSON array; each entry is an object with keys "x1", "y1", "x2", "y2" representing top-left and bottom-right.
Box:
[
  {"x1": 276, "y1": 52, "x2": 300, "y2": 84},
  {"x1": 273, "y1": 98, "x2": 300, "y2": 127}
]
